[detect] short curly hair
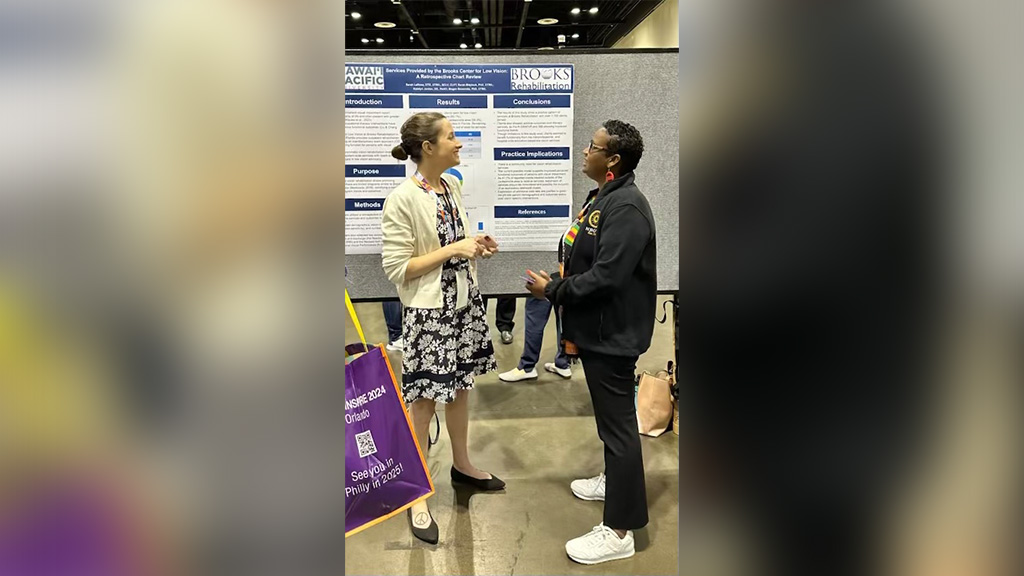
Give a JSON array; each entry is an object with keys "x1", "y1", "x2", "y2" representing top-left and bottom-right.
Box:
[{"x1": 602, "y1": 120, "x2": 644, "y2": 173}]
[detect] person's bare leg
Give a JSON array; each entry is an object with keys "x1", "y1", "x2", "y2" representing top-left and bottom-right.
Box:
[
  {"x1": 408, "y1": 398, "x2": 436, "y2": 522},
  {"x1": 446, "y1": 389, "x2": 492, "y2": 479}
]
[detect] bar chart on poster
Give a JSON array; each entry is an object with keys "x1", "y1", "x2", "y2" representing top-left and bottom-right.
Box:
[{"x1": 344, "y1": 64, "x2": 575, "y2": 254}]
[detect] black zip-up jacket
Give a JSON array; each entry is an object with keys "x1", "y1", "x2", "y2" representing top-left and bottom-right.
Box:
[{"x1": 544, "y1": 172, "x2": 657, "y2": 357}]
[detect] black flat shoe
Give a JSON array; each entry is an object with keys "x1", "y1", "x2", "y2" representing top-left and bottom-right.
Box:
[
  {"x1": 407, "y1": 509, "x2": 438, "y2": 545},
  {"x1": 450, "y1": 466, "x2": 506, "y2": 491}
]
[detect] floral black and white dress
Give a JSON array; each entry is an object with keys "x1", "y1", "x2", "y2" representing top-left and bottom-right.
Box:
[{"x1": 401, "y1": 186, "x2": 497, "y2": 405}]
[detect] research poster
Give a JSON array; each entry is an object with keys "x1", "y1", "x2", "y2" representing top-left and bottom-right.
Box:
[{"x1": 345, "y1": 63, "x2": 575, "y2": 254}]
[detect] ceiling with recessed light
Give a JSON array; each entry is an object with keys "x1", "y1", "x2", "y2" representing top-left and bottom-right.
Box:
[{"x1": 346, "y1": 0, "x2": 666, "y2": 50}]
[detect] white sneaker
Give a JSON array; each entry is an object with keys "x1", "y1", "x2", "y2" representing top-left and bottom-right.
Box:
[
  {"x1": 571, "y1": 472, "x2": 606, "y2": 501},
  {"x1": 498, "y1": 367, "x2": 538, "y2": 382},
  {"x1": 565, "y1": 524, "x2": 635, "y2": 565},
  {"x1": 386, "y1": 337, "x2": 404, "y2": 352},
  {"x1": 544, "y1": 362, "x2": 572, "y2": 378}
]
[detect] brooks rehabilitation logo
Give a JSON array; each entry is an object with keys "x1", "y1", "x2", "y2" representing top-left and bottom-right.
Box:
[
  {"x1": 346, "y1": 65, "x2": 384, "y2": 91},
  {"x1": 510, "y1": 67, "x2": 572, "y2": 91}
]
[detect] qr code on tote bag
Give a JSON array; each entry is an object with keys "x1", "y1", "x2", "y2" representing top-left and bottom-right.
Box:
[{"x1": 355, "y1": 430, "x2": 377, "y2": 458}]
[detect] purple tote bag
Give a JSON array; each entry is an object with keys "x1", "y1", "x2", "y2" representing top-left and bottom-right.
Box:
[{"x1": 345, "y1": 292, "x2": 434, "y2": 537}]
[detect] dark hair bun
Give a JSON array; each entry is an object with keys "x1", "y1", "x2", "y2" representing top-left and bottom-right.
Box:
[{"x1": 391, "y1": 144, "x2": 409, "y2": 161}]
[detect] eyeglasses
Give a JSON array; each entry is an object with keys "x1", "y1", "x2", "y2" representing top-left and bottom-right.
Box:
[{"x1": 587, "y1": 140, "x2": 609, "y2": 154}]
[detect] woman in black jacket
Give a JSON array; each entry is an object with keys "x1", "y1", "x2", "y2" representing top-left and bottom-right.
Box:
[{"x1": 526, "y1": 120, "x2": 656, "y2": 565}]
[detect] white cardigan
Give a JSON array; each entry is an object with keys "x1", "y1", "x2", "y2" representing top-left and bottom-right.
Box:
[{"x1": 380, "y1": 173, "x2": 478, "y2": 309}]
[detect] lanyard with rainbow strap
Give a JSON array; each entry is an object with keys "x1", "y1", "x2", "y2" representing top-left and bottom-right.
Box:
[
  {"x1": 559, "y1": 198, "x2": 595, "y2": 277},
  {"x1": 562, "y1": 200, "x2": 593, "y2": 249}
]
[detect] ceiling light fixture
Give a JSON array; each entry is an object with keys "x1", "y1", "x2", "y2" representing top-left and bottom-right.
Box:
[
  {"x1": 571, "y1": 8, "x2": 580, "y2": 15},
  {"x1": 376, "y1": 38, "x2": 384, "y2": 43},
  {"x1": 460, "y1": 43, "x2": 468, "y2": 49},
  {"x1": 351, "y1": 12, "x2": 361, "y2": 20},
  {"x1": 572, "y1": 33, "x2": 580, "y2": 39},
  {"x1": 375, "y1": 22, "x2": 396, "y2": 28},
  {"x1": 475, "y1": 42, "x2": 482, "y2": 48},
  {"x1": 453, "y1": 18, "x2": 463, "y2": 25},
  {"x1": 361, "y1": 38, "x2": 369, "y2": 43},
  {"x1": 557, "y1": 35, "x2": 566, "y2": 43},
  {"x1": 470, "y1": 17, "x2": 480, "y2": 25},
  {"x1": 589, "y1": 7, "x2": 599, "y2": 14},
  {"x1": 538, "y1": 18, "x2": 558, "y2": 25},
  {"x1": 538, "y1": 46, "x2": 554, "y2": 50}
]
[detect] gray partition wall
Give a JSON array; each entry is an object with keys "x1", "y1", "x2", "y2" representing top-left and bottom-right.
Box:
[{"x1": 345, "y1": 50, "x2": 678, "y2": 300}]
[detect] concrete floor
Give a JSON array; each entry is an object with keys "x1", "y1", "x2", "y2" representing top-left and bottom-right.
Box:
[{"x1": 345, "y1": 295, "x2": 680, "y2": 576}]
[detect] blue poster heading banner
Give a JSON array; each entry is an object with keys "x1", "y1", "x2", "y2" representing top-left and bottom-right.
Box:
[
  {"x1": 409, "y1": 95, "x2": 487, "y2": 109},
  {"x1": 494, "y1": 147, "x2": 571, "y2": 161},
  {"x1": 345, "y1": 64, "x2": 574, "y2": 94},
  {"x1": 494, "y1": 205, "x2": 571, "y2": 219},
  {"x1": 493, "y1": 95, "x2": 571, "y2": 108},
  {"x1": 345, "y1": 95, "x2": 403, "y2": 108},
  {"x1": 346, "y1": 165, "x2": 406, "y2": 178},
  {"x1": 346, "y1": 199, "x2": 386, "y2": 212}
]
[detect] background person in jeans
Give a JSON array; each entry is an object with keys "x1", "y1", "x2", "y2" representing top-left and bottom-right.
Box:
[
  {"x1": 382, "y1": 301, "x2": 403, "y2": 351},
  {"x1": 497, "y1": 295, "x2": 572, "y2": 382}
]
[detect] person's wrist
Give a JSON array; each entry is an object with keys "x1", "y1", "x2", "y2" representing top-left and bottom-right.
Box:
[{"x1": 543, "y1": 278, "x2": 555, "y2": 297}]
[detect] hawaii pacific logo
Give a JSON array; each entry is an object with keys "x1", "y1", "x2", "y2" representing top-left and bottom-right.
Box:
[{"x1": 345, "y1": 65, "x2": 384, "y2": 91}]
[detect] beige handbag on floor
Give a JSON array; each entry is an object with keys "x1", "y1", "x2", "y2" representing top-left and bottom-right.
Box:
[{"x1": 637, "y1": 369, "x2": 674, "y2": 437}]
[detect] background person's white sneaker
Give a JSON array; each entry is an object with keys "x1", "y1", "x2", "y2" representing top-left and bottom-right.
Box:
[
  {"x1": 565, "y1": 524, "x2": 635, "y2": 565},
  {"x1": 498, "y1": 367, "x2": 538, "y2": 382},
  {"x1": 571, "y1": 473, "x2": 606, "y2": 501},
  {"x1": 544, "y1": 362, "x2": 572, "y2": 378},
  {"x1": 386, "y1": 337, "x2": 404, "y2": 352}
]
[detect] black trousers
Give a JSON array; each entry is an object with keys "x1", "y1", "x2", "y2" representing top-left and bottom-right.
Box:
[
  {"x1": 486, "y1": 296, "x2": 516, "y2": 332},
  {"x1": 579, "y1": 348, "x2": 649, "y2": 530}
]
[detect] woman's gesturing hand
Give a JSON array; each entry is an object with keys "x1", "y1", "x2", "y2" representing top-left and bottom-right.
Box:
[
  {"x1": 449, "y1": 237, "x2": 483, "y2": 260},
  {"x1": 475, "y1": 235, "x2": 499, "y2": 259}
]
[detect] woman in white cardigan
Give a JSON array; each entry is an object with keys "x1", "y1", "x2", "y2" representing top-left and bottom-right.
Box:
[{"x1": 380, "y1": 112, "x2": 503, "y2": 545}]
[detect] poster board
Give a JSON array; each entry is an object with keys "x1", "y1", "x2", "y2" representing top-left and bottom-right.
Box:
[
  {"x1": 345, "y1": 63, "x2": 575, "y2": 253},
  {"x1": 345, "y1": 50, "x2": 678, "y2": 299}
]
